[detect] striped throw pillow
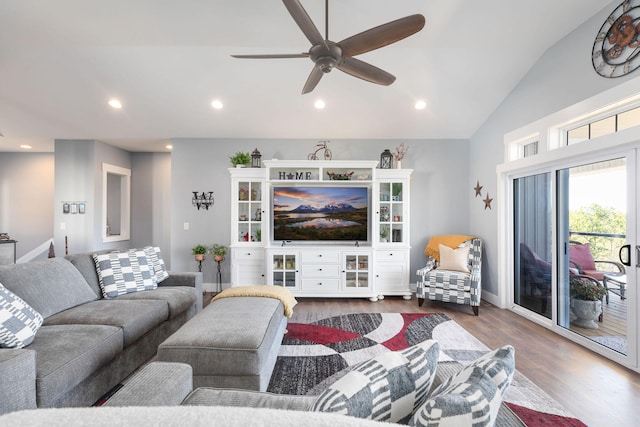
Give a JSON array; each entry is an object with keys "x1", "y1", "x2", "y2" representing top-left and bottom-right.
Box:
[
  {"x1": 94, "y1": 249, "x2": 157, "y2": 298},
  {"x1": 311, "y1": 339, "x2": 440, "y2": 424},
  {"x1": 410, "y1": 345, "x2": 515, "y2": 427},
  {"x1": 0, "y1": 283, "x2": 43, "y2": 348}
]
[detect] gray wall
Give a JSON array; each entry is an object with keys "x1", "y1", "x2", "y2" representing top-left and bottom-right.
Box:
[
  {"x1": 54, "y1": 140, "x2": 133, "y2": 255},
  {"x1": 169, "y1": 138, "x2": 471, "y2": 284},
  {"x1": 131, "y1": 152, "x2": 172, "y2": 263},
  {"x1": 0, "y1": 152, "x2": 54, "y2": 259},
  {"x1": 468, "y1": 0, "x2": 630, "y2": 296}
]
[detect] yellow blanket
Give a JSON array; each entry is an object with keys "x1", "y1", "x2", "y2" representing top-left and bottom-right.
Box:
[
  {"x1": 211, "y1": 285, "x2": 298, "y2": 317},
  {"x1": 424, "y1": 234, "x2": 475, "y2": 262}
]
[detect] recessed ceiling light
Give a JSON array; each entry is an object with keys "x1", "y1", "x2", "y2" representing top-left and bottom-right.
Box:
[
  {"x1": 108, "y1": 99, "x2": 122, "y2": 109},
  {"x1": 314, "y1": 99, "x2": 326, "y2": 109},
  {"x1": 211, "y1": 100, "x2": 224, "y2": 110},
  {"x1": 20, "y1": 144, "x2": 32, "y2": 149},
  {"x1": 166, "y1": 144, "x2": 173, "y2": 150},
  {"x1": 414, "y1": 100, "x2": 427, "y2": 110}
]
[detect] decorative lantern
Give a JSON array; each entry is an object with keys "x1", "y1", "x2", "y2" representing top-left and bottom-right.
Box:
[
  {"x1": 380, "y1": 149, "x2": 393, "y2": 169},
  {"x1": 251, "y1": 148, "x2": 262, "y2": 168}
]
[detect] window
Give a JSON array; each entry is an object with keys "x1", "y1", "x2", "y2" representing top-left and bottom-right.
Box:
[
  {"x1": 566, "y1": 105, "x2": 640, "y2": 145},
  {"x1": 523, "y1": 141, "x2": 539, "y2": 158}
]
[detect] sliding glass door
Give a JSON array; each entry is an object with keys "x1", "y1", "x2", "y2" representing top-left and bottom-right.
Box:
[
  {"x1": 513, "y1": 151, "x2": 637, "y2": 364},
  {"x1": 514, "y1": 173, "x2": 552, "y2": 319},
  {"x1": 557, "y1": 155, "x2": 635, "y2": 356}
]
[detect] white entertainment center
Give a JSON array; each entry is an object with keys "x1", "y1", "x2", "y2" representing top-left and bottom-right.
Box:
[{"x1": 229, "y1": 160, "x2": 412, "y2": 301}]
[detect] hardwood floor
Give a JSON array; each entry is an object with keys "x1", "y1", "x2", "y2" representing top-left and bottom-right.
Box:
[{"x1": 204, "y1": 293, "x2": 640, "y2": 427}]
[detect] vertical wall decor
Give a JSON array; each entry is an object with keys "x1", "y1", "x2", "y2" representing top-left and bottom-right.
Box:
[
  {"x1": 192, "y1": 191, "x2": 215, "y2": 210},
  {"x1": 473, "y1": 181, "x2": 492, "y2": 210}
]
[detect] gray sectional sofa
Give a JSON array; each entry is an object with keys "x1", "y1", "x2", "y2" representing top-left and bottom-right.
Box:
[{"x1": 0, "y1": 250, "x2": 202, "y2": 415}]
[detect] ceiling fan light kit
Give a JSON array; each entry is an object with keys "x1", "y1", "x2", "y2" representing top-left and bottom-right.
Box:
[{"x1": 231, "y1": 0, "x2": 425, "y2": 94}]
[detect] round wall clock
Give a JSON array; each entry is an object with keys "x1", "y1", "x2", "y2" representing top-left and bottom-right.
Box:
[{"x1": 592, "y1": 0, "x2": 640, "y2": 78}]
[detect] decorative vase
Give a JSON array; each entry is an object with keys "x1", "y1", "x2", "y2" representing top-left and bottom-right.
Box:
[
  {"x1": 570, "y1": 298, "x2": 602, "y2": 329},
  {"x1": 195, "y1": 254, "x2": 205, "y2": 262},
  {"x1": 214, "y1": 255, "x2": 224, "y2": 262},
  {"x1": 396, "y1": 160, "x2": 402, "y2": 169}
]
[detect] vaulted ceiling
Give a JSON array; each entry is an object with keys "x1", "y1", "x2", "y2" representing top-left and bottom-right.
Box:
[{"x1": 0, "y1": 0, "x2": 608, "y2": 152}]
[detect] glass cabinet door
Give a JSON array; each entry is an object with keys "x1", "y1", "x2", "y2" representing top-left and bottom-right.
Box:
[
  {"x1": 272, "y1": 254, "x2": 297, "y2": 288},
  {"x1": 344, "y1": 254, "x2": 369, "y2": 289},
  {"x1": 237, "y1": 181, "x2": 262, "y2": 243},
  {"x1": 379, "y1": 182, "x2": 404, "y2": 243}
]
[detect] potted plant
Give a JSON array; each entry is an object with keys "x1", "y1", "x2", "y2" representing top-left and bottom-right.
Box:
[
  {"x1": 380, "y1": 226, "x2": 390, "y2": 242},
  {"x1": 229, "y1": 151, "x2": 251, "y2": 168},
  {"x1": 569, "y1": 275, "x2": 607, "y2": 329},
  {"x1": 192, "y1": 244, "x2": 207, "y2": 261},
  {"x1": 210, "y1": 244, "x2": 228, "y2": 262}
]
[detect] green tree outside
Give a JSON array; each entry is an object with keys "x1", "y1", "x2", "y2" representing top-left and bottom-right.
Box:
[{"x1": 569, "y1": 203, "x2": 626, "y2": 262}]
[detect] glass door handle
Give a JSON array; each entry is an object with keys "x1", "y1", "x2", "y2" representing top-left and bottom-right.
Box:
[
  {"x1": 619, "y1": 244, "x2": 631, "y2": 267},
  {"x1": 636, "y1": 245, "x2": 640, "y2": 268}
]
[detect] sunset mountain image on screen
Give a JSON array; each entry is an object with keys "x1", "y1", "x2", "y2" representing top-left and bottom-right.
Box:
[{"x1": 272, "y1": 186, "x2": 369, "y2": 242}]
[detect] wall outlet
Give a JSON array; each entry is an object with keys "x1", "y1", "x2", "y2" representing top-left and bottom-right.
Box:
[
  {"x1": 60, "y1": 222, "x2": 66, "y2": 230},
  {"x1": 183, "y1": 222, "x2": 189, "y2": 230}
]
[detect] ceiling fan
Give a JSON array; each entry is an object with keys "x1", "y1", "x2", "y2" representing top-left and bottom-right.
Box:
[{"x1": 231, "y1": 0, "x2": 425, "y2": 94}]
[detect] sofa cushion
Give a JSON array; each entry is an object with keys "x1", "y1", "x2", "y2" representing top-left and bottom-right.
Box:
[
  {"x1": 65, "y1": 250, "x2": 110, "y2": 297},
  {"x1": 44, "y1": 299, "x2": 168, "y2": 347},
  {"x1": 183, "y1": 387, "x2": 317, "y2": 411},
  {"x1": 144, "y1": 246, "x2": 170, "y2": 284},
  {"x1": 311, "y1": 340, "x2": 440, "y2": 424},
  {"x1": 93, "y1": 250, "x2": 157, "y2": 299},
  {"x1": 114, "y1": 287, "x2": 197, "y2": 319},
  {"x1": 0, "y1": 258, "x2": 98, "y2": 318},
  {"x1": 28, "y1": 324, "x2": 123, "y2": 408},
  {"x1": 410, "y1": 345, "x2": 515, "y2": 427},
  {"x1": 0, "y1": 283, "x2": 44, "y2": 348},
  {"x1": 0, "y1": 349, "x2": 37, "y2": 413}
]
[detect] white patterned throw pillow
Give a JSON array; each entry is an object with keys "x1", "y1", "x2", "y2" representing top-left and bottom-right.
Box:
[
  {"x1": 0, "y1": 283, "x2": 44, "y2": 348},
  {"x1": 144, "y1": 246, "x2": 170, "y2": 284},
  {"x1": 410, "y1": 345, "x2": 515, "y2": 427},
  {"x1": 311, "y1": 340, "x2": 440, "y2": 424},
  {"x1": 94, "y1": 249, "x2": 157, "y2": 298}
]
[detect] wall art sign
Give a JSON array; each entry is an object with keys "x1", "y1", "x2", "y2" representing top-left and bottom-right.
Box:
[{"x1": 192, "y1": 191, "x2": 214, "y2": 210}]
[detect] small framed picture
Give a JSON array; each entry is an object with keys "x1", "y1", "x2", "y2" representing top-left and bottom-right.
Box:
[
  {"x1": 78, "y1": 203, "x2": 86, "y2": 214},
  {"x1": 70, "y1": 203, "x2": 78, "y2": 214},
  {"x1": 63, "y1": 203, "x2": 70, "y2": 214}
]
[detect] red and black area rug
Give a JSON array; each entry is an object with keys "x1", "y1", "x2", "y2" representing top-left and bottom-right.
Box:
[{"x1": 267, "y1": 312, "x2": 587, "y2": 427}]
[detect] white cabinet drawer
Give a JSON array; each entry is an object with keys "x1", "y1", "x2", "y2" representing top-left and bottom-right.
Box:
[
  {"x1": 301, "y1": 279, "x2": 341, "y2": 291},
  {"x1": 233, "y1": 249, "x2": 264, "y2": 260},
  {"x1": 301, "y1": 251, "x2": 340, "y2": 264},
  {"x1": 376, "y1": 251, "x2": 407, "y2": 262},
  {"x1": 301, "y1": 264, "x2": 340, "y2": 277}
]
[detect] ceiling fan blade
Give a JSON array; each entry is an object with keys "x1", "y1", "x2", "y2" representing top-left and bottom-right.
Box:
[
  {"x1": 302, "y1": 67, "x2": 324, "y2": 94},
  {"x1": 338, "y1": 14, "x2": 425, "y2": 57},
  {"x1": 231, "y1": 53, "x2": 308, "y2": 59},
  {"x1": 282, "y1": 0, "x2": 327, "y2": 48},
  {"x1": 337, "y1": 57, "x2": 395, "y2": 86}
]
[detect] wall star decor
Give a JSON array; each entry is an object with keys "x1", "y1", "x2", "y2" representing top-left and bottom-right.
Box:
[
  {"x1": 474, "y1": 181, "x2": 483, "y2": 197},
  {"x1": 483, "y1": 194, "x2": 493, "y2": 210}
]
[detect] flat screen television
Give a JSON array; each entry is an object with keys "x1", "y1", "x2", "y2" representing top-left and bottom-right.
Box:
[{"x1": 272, "y1": 185, "x2": 369, "y2": 242}]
